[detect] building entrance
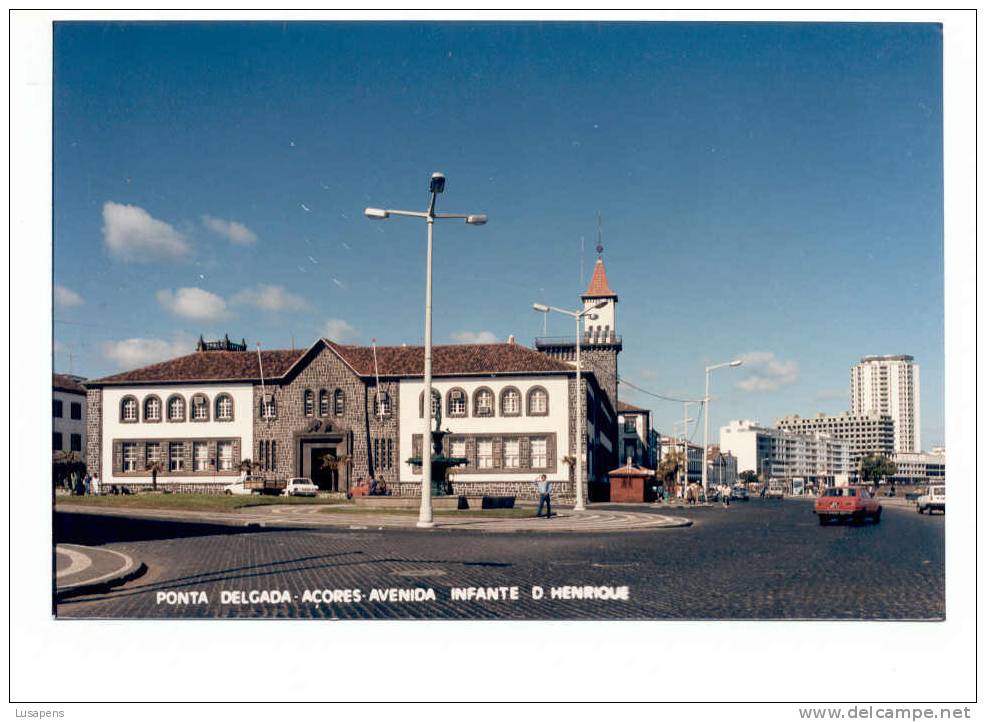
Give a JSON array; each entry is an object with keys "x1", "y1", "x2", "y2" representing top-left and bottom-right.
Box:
[
  {"x1": 297, "y1": 432, "x2": 348, "y2": 493},
  {"x1": 310, "y1": 447, "x2": 338, "y2": 492}
]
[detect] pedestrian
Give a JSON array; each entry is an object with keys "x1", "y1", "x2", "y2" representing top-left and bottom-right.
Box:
[
  {"x1": 722, "y1": 484, "x2": 731, "y2": 508},
  {"x1": 535, "y1": 474, "x2": 552, "y2": 518},
  {"x1": 83, "y1": 473, "x2": 92, "y2": 496},
  {"x1": 91, "y1": 473, "x2": 100, "y2": 496}
]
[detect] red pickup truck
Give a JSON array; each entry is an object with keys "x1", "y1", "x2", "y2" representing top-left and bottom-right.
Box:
[{"x1": 814, "y1": 486, "x2": 882, "y2": 525}]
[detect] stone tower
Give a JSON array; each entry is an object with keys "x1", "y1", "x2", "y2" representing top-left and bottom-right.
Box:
[{"x1": 535, "y1": 246, "x2": 622, "y2": 412}]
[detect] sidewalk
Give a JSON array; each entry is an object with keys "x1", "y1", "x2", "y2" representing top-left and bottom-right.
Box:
[{"x1": 55, "y1": 543, "x2": 146, "y2": 600}]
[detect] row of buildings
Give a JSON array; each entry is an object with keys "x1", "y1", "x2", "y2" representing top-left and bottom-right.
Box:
[{"x1": 77, "y1": 255, "x2": 629, "y2": 501}]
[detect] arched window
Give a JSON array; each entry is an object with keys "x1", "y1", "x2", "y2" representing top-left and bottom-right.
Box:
[
  {"x1": 120, "y1": 396, "x2": 138, "y2": 423},
  {"x1": 527, "y1": 386, "x2": 549, "y2": 416},
  {"x1": 215, "y1": 394, "x2": 234, "y2": 421},
  {"x1": 143, "y1": 395, "x2": 162, "y2": 422},
  {"x1": 166, "y1": 395, "x2": 186, "y2": 422},
  {"x1": 473, "y1": 387, "x2": 495, "y2": 417},
  {"x1": 446, "y1": 388, "x2": 467, "y2": 417},
  {"x1": 500, "y1": 387, "x2": 522, "y2": 417},
  {"x1": 319, "y1": 389, "x2": 329, "y2": 416},
  {"x1": 303, "y1": 389, "x2": 314, "y2": 417},
  {"x1": 190, "y1": 393, "x2": 210, "y2": 421},
  {"x1": 374, "y1": 391, "x2": 392, "y2": 418},
  {"x1": 260, "y1": 395, "x2": 276, "y2": 420},
  {"x1": 333, "y1": 389, "x2": 345, "y2": 417},
  {"x1": 419, "y1": 389, "x2": 442, "y2": 418}
]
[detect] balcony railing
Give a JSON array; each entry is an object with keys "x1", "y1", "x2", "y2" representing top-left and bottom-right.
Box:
[{"x1": 535, "y1": 333, "x2": 623, "y2": 347}]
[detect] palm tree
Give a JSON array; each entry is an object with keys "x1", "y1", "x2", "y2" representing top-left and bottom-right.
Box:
[
  {"x1": 320, "y1": 453, "x2": 352, "y2": 492},
  {"x1": 145, "y1": 459, "x2": 165, "y2": 491},
  {"x1": 238, "y1": 458, "x2": 257, "y2": 477},
  {"x1": 561, "y1": 455, "x2": 576, "y2": 482}
]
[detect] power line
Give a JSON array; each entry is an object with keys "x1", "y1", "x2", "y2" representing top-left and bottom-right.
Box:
[{"x1": 618, "y1": 375, "x2": 703, "y2": 404}]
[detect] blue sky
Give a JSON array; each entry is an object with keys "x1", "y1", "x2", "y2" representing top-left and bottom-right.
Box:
[{"x1": 52, "y1": 21, "x2": 944, "y2": 447}]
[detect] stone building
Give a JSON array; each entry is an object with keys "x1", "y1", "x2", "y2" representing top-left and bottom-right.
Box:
[{"x1": 85, "y1": 336, "x2": 617, "y2": 501}]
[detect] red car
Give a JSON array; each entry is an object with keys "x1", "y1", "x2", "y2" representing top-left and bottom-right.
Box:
[{"x1": 814, "y1": 486, "x2": 882, "y2": 525}]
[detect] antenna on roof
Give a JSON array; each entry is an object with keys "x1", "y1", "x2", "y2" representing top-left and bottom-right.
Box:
[{"x1": 596, "y1": 212, "x2": 604, "y2": 258}]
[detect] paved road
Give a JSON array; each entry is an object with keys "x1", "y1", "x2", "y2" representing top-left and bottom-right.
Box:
[{"x1": 54, "y1": 497, "x2": 944, "y2": 620}]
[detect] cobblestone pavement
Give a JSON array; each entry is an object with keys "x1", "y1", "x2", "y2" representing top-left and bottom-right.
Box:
[
  {"x1": 57, "y1": 503, "x2": 692, "y2": 532},
  {"x1": 54, "y1": 497, "x2": 944, "y2": 620}
]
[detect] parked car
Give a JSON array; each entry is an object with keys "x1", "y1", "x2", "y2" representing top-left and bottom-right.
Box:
[
  {"x1": 814, "y1": 485, "x2": 882, "y2": 525},
  {"x1": 766, "y1": 481, "x2": 785, "y2": 499},
  {"x1": 731, "y1": 485, "x2": 749, "y2": 501},
  {"x1": 916, "y1": 485, "x2": 945, "y2": 515},
  {"x1": 283, "y1": 477, "x2": 319, "y2": 497},
  {"x1": 223, "y1": 478, "x2": 256, "y2": 496}
]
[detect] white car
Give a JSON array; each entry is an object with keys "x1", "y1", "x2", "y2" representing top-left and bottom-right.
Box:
[
  {"x1": 283, "y1": 477, "x2": 318, "y2": 497},
  {"x1": 223, "y1": 479, "x2": 254, "y2": 496},
  {"x1": 916, "y1": 485, "x2": 945, "y2": 515}
]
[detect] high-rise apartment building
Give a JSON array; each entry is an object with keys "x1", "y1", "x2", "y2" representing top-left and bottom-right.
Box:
[
  {"x1": 850, "y1": 355, "x2": 921, "y2": 453},
  {"x1": 776, "y1": 411, "x2": 894, "y2": 468}
]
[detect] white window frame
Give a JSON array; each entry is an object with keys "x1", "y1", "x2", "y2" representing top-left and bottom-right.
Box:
[
  {"x1": 169, "y1": 443, "x2": 184, "y2": 472},
  {"x1": 193, "y1": 442, "x2": 210, "y2": 472},
  {"x1": 216, "y1": 395, "x2": 233, "y2": 421},
  {"x1": 217, "y1": 441, "x2": 234, "y2": 471},
  {"x1": 503, "y1": 389, "x2": 520, "y2": 415},
  {"x1": 145, "y1": 397, "x2": 161, "y2": 421},
  {"x1": 122, "y1": 398, "x2": 137, "y2": 422},
  {"x1": 531, "y1": 437, "x2": 548, "y2": 468},
  {"x1": 504, "y1": 438, "x2": 521, "y2": 468},
  {"x1": 530, "y1": 389, "x2": 548, "y2": 414},
  {"x1": 122, "y1": 442, "x2": 137, "y2": 472},
  {"x1": 477, "y1": 438, "x2": 494, "y2": 469}
]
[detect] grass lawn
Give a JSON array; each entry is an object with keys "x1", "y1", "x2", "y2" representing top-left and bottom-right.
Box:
[
  {"x1": 319, "y1": 506, "x2": 538, "y2": 519},
  {"x1": 55, "y1": 493, "x2": 349, "y2": 512}
]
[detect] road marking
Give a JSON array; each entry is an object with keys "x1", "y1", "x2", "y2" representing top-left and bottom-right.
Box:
[{"x1": 56, "y1": 546, "x2": 92, "y2": 578}]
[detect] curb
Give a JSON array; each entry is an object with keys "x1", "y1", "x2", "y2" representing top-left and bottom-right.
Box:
[{"x1": 55, "y1": 545, "x2": 147, "y2": 601}]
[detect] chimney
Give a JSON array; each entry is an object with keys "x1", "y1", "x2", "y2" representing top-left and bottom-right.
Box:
[{"x1": 507, "y1": 335, "x2": 516, "y2": 344}]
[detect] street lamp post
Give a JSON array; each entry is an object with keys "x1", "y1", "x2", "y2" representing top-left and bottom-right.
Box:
[
  {"x1": 701, "y1": 359, "x2": 742, "y2": 497},
  {"x1": 532, "y1": 300, "x2": 608, "y2": 512},
  {"x1": 366, "y1": 173, "x2": 487, "y2": 528}
]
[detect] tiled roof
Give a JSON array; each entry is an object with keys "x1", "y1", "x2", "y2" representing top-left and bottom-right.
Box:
[
  {"x1": 87, "y1": 340, "x2": 578, "y2": 386},
  {"x1": 88, "y1": 349, "x2": 305, "y2": 386},
  {"x1": 53, "y1": 374, "x2": 87, "y2": 394},
  {"x1": 583, "y1": 258, "x2": 616, "y2": 297},
  {"x1": 617, "y1": 400, "x2": 648, "y2": 413},
  {"x1": 326, "y1": 340, "x2": 576, "y2": 377}
]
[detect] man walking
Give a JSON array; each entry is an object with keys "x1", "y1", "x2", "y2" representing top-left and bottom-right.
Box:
[{"x1": 535, "y1": 474, "x2": 552, "y2": 519}]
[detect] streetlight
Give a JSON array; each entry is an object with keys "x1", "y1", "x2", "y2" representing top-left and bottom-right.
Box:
[
  {"x1": 531, "y1": 300, "x2": 608, "y2": 511},
  {"x1": 701, "y1": 359, "x2": 742, "y2": 496},
  {"x1": 366, "y1": 172, "x2": 487, "y2": 528}
]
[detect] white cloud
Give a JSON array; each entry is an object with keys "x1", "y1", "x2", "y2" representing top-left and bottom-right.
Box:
[
  {"x1": 322, "y1": 318, "x2": 357, "y2": 342},
  {"x1": 102, "y1": 201, "x2": 190, "y2": 261},
  {"x1": 156, "y1": 287, "x2": 228, "y2": 321},
  {"x1": 54, "y1": 284, "x2": 84, "y2": 307},
  {"x1": 451, "y1": 330, "x2": 498, "y2": 344},
  {"x1": 102, "y1": 336, "x2": 190, "y2": 369},
  {"x1": 735, "y1": 351, "x2": 800, "y2": 393},
  {"x1": 202, "y1": 215, "x2": 258, "y2": 245},
  {"x1": 230, "y1": 284, "x2": 307, "y2": 312}
]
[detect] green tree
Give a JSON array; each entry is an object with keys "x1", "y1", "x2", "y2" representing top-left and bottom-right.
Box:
[
  {"x1": 858, "y1": 454, "x2": 897, "y2": 486},
  {"x1": 739, "y1": 469, "x2": 759, "y2": 486},
  {"x1": 657, "y1": 450, "x2": 685, "y2": 489}
]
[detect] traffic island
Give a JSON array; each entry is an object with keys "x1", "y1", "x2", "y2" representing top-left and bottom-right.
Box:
[{"x1": 55, "y1": 543, "x2": 147, "y2": 600}]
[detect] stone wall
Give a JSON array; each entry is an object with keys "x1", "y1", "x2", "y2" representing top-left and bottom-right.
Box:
[
  {"x1": 252, "y1": 344, "x2": 400, "y2": 490},
  {"x1": 580, "y1": 346, "x2": 619, "y2": 414},
  {"x1": 85, "y1": 388, "x2": 102, "y2": 476}
]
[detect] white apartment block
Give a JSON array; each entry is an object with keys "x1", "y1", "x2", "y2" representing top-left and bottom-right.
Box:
[
  {"x1": 890, "y1": 450, "x2": 945, "y2": 485},
  {"x1": 776, "y1": 411, "x2": 894, "y2": 467},
  {"x1": 719, "y1": 419, "x2": 851, "y2": 486},
  {"x1": 850, "y1": 355, "x2": 921, "y2": 453}
]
